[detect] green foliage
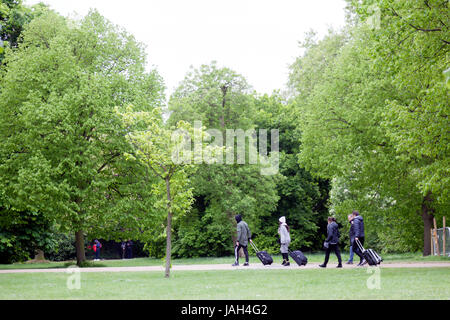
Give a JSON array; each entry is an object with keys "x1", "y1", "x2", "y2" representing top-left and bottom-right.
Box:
[
  {"x1": 0, "y1": 209, "x2": 56, "y2": 263},
  {"x1": 253, "y1": 93, "x2": 331, "y2": 251},
  {"x1": 45, "y1": 232, "x2": 76, "y2": 262},
  {"x1": 0, "y1": 9, "x2": 165, "y2": 263},
  {"x1": 168, "y1": 63, "x2": 280, "y2": 257},
  {"x1": 0, "y1": 0, "x2": 48, "y2": 63},
  {"x1": 289, "y1": 0, "x2": 449, "y2": 253}
]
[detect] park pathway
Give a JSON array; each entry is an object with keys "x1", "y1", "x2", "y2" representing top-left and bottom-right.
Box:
[{"x1": 1, "y1": 262, "x2": 450, "y2": 274}]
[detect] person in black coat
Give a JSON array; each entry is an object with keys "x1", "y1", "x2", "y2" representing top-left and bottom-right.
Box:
[
  {"x1": 319, "y1": 217, "x2": 342, "y2": 268},
  {"x1": 352, "y1": 210, "x2": 367, "y2": 266},
  {"x1": 126, "y1": 240, "x2": 133, "y2": 259}
]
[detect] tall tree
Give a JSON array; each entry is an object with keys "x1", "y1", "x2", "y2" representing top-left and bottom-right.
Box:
[
  {"x1": 0, "y1": 10, "x2": 165, "y2": 265},
  {"x1": 168, "y1": 62, "x2": 279, "y2": 256},
  {"x1": 252, "y1": 93, "x2": 330, "y2": 252},
  {"x1": 289, "y1": 1, "x2": 449, "y2": 254}
]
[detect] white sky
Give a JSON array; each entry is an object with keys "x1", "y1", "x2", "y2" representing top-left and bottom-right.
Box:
[{"x1": 24, "y1": 0, "x2": 347, "y2": 97}]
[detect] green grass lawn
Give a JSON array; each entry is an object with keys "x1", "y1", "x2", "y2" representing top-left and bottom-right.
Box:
[
  {"x1": 1, "y1": 267, "x2": 449, "y2": 300},
  {"x1": 1, "y1": 252, "x2": 448, "y2": 270}
]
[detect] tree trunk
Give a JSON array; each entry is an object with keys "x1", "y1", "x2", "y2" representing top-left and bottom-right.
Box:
[
  {"x1": 34, "y1": 250, "x2": 46, "y2": 261},
  {"x1": 165, "y1": 177, "x2": 173, "y2": 278},
  {"x1": 421, "y1": 192, "x2": 434, "y2": 256},
  {"x1": 220, "y1": 85, "x2": 228, "y2": 130},
  {"x1": 75, "y1": 230, "x2": 86, "y2": 266}
]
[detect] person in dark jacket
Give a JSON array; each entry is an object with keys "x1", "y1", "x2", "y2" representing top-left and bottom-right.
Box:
[
  {"x1": 126, "y1": 240, "x2": 133, "y2": 259},
  {"x1": 347, "y1": 214, "x2": 355, "y2": 264},
  {"x1": 319, "y1": 217, "x2": 342, "y2": 268},
  {"x1": 352, "y1": 210, "x2": 367, "y2": 266},
  {"x1": 93, "y1": 239, "x2": 102, "y2": 261},
  {"x1": 232, "y1": 214, "x2": 252, "y2": 267}
]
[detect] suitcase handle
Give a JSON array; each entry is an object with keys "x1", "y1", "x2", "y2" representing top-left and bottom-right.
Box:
[
  {"x1": 249, "y1": 240, "x2": 259, "y2": 253},
  {"x1": 355, "y1": 239, "x2": 365, "y2": 252}
]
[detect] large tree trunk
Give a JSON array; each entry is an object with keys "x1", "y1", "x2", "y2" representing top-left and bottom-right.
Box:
[
  {"x1": 75, "y1": 230, "x2": 86, "y2": 266},
  {"x1": 165, "y1": 177, "x2": 173, "y2": 278},
  {"x1": 421, "y1": 192, "x2": 434, "y2": 256}
]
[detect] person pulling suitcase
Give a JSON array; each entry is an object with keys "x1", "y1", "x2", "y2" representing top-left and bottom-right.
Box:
[
  {"x1": 278, "y1": 216, "x2": 291, "y2": 266},
  {"x1": 232, "y1": 214, "x2": 251, "y2": 267}
]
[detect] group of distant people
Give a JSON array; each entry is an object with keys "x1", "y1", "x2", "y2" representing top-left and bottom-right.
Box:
[
  {"x1": 91, "y1": 211, "x2": 366, "y2": 266},
  {"x1": 232, "y1": 210, "x2": 366, "y2": 267},
  {"x1": 90, "y1": 239, "x2": 134, "y2": 261}
]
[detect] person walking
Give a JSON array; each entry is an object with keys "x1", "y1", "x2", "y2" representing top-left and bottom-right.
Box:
[
  {"x1": 120, "y1": 241, "x2": 126, "y2": 259},
  {"x1": 352, "y1": 210, "x2": 366, "y2": 266},
  {"x1": 278, "y1": 216, "x2": 291, "y2": 266},
  {"x1": 319, "y1": 217, "x2": 342, "y2": 268},
  {"x1": 93, "y1": 239, "x2": 102, "y2": 261},
  {"x1": 126, "y1": 240, "x2": 133, "y2": 259},
  {"x1": 346, "y1": 214, "x2": 355, "y2": 264},
  {"x1": 232, "y1": 214, "x2": 251, "y2": 267}
]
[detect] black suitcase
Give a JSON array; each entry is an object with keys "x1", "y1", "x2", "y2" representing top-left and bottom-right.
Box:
[
  {"x1": 289, "y1": 250, "x2": 308, "y2": 266},
  {"x1": 250, "y1": 241, "x2": 273, "y2": 265},
  {"x1": 355, "y1": 239, "x2": 382, "y2": 266}
]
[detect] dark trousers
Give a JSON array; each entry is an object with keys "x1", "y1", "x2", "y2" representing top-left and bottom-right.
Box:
[
  {"x1": 352, "y1": 237, "x2": 365, "y2": 263},
  {"x1": 323, "y1": 243, "x2": 342, "y2": 265},
  {"x1": 234, "y1": 244, "x2": 249, "y2": 263},
  {"x1": 126, "y1": 247, "x2": 133, "y2": 259},
  {"x1": 95, "y1": 249, "x2": 100, "y2": 260}
]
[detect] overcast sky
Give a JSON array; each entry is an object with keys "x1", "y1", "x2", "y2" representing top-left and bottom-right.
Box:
[{"x1": 24, "y1": 0, "x2": 347, "y2": 97}]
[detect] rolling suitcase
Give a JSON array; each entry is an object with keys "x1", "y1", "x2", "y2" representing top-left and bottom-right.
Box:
[
  {"x1": 289, "y1": 250, "x2": 308, "y2": 266},
  {"x1": 355, "y1": 239, "x2": 382, "y2": 266},
  {"x1": 250, "y1": 241, "x2": 273, "y2": 265}
]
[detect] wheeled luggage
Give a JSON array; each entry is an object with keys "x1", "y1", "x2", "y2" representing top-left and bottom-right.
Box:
[
  {"x1": 289, "y1": 250, "x2": 308, "y2": 266},
  {"x1": 250, "y1": 241, "x2": 273, "y2": 265},
  {"x1": 355, "y1": 239, "x2": 382, "y2": 266}
]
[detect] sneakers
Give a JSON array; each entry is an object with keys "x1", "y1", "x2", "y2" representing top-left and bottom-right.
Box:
[
  {"x1": 284, "y1": 262, "x2": 290, "y2": 266},
  {"x1": 232, "y1": 262, "x2": 249, "y2": 267},
  {"x1": 319, "y1": 264, "x2": 326, "y2": 268},
  {"x1": 336, "y1": 264, "x2": 343, "y2": 268},
  {"x1": 357, "y1": 259, "x2": 367, "y2": 267}
]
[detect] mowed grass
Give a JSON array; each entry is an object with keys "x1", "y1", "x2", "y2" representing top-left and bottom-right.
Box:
[
  {"x1": 1, "y1": 252, "x2": 448, "y2": 270},
  {"x1": 0, "y1": 267, "x2": 449, "y2": 300}
]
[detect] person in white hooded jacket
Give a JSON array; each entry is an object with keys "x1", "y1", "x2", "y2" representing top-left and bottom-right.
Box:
[{"x1": 278, "y1": 216, "x2": 291, "y2": 266}]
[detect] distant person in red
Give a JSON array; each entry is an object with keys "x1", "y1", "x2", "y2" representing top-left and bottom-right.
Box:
[{"x1": 93, "y1": 239, "x2": 102, "y2": 261}]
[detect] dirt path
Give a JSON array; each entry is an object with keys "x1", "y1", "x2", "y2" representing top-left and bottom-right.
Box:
[{"x1": 1, "y1": 262, "x2": 449, "y2": 274}]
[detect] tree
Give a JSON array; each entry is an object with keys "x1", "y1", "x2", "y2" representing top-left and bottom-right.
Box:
[
  {"x1": 168, "y1": 63, "x2": 279, "y2": 256},
  {"x1": 350, "y1": 0, "x2": 449, "y2": 254},
  {"x1": 0, "y1": 10, "x2": 165, "y2": 265},
  {"x1": 116, "y1": 106, "x2": 201, "y2": 278},
  {"x1": 252, "y1": 93, "x2": 330, "y2": 252},
  {"x1": 289, "y1": 1, "x2": 449, "y2": 254}
]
